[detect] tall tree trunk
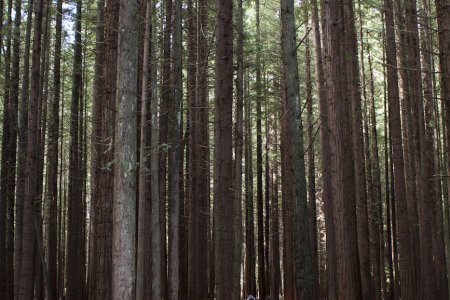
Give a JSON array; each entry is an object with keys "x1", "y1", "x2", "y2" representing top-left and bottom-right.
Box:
[
  {"x1": 280, "y1": 0, "x2": 314, "y2": 298},
  {"x1": 4, "y1": 0, "x2": 22, "y2": 297},
  {"x1": 195, "y1": 0, "x2": 209, "y2": 298},
  {"x1": 168, "y1": 0, "x2": 182, "y2": 297},
  {"x1": 90, "y1": 0, "x2": 118, "y2": 298},
  {"x1": 46, "y1": 0, "x2": 62, "y2": 298},
  {"x1": 305, "y1": 17, "x2": 319, "y2": 299},
  {"x1": 150, "y1": 0, "x2": 161, "y2": 298},
  {"x1": 66, "y1": 2, "x2": 85, "y2": 298},
  {"x1": 186, "y1": 0, "x2": 198, "y2": 298},
  {"x1": 214, "y1": 0, "x2": 234, "y2": 298},
  {"x1": 270, "y1": 166, "x2": 281, "y2": 300},
  {"x1": 18, "y1": 0, "x2": 44, "y2": 297},
  {"x1": 323, "y1": 0, "x2": 363, "y2": 298},
  {"x1": 136, "y1": 1, "x2": 152, "y2": 298},
  {"x1": 255, "y1": 1, "x2": 266, "y2": 297},
  {"x1": 0, "y1": 1, "x2": 14, "y2": 296},
  {"x1": 244, "y1": 68, "x2": 256, "y2": 297},
  {"x1": 435, "y1": 4, "x2": 450, "y2": 277},
  {"x1": 311, "y1": 0, "x2": 337, "y2": 298},
  {"x1": 89, "y1": 0, "x2": 105, "y2": 297},
  {"x1": 355, "y1": 3, "x2": 373, "y2": 299},
  {"x1": 420, "y1": 0, "x2": 449, "y2": 295},
  {"x1": 159, "y1": 1, "x2": 172, "y2": 296},
  {"x1": 383, "y1": 0, "x2": 416, "y2": 298},
  {"x1": 112, "y1": 0, "x2": 139, "y2": 298},
  {"x1": 233, "y1": 0, "x2": 244, "y2": 297},
  {"x1": 14, "y1": 1, "x2": 33, "y2": 297}
]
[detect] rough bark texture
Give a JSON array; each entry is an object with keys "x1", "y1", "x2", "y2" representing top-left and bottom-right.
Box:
[
  {"x1": 214, "y1": 0, "x2": 234, "y2": 298},
  {"x1": 323, "y1": 0, "x2": 363, "y2": 298},
  {"x1": 112, "y1": 0, "x2": 139, "y2": 298},
  {"x1": 280, "y1": 0, "x2": 314, "y2": 298}
]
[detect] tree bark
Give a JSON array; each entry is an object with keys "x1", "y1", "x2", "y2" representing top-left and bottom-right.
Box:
[
  {"x1": 112, "y1": 0, "x2": 139, "y2": 299},
  {"x1": 383, "y1": 0, "x2": 416, "y2": 298},
  {"x1": 18, "y1": 0, "x2": 44, "y2": 297},
  {"x1": 280, "y1": 0, "x2": 314, "y2": 298},
  {"x1": 214, "y1": 0, "x2": 234, "y2": 298}
]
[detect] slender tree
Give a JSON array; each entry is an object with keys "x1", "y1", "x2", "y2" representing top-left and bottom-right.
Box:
[
  {"x1": 46, "y1": 0, "x2": 62, "y2": 299},
  {"x1": 136, "y1": 0, "x2": 152, "y2": 298}
]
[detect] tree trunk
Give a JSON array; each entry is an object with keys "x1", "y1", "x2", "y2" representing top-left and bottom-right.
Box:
[
  {"x1": 311, "y1": 0, "x2": 337, "y2": 298},
  {"x1": 383, "y1": 0, "x2": 416, "y2": 298},
  {"x1": 112, "y1": 0, "x2": 139, "y2": 298},
  {"x1": 0, "y1": 1, "x2": 14, "y2": 296},
  {"x1": 18, "y1": 0, "x2": 44, "y2": 297},
  {"x1": 305, "y1": 17, "x2": 319, "y2": 299},
  {"x1": 214, "y1": 0, "x2": 234, "y2": 298},
  {"x1": 323, "y1": 0, "x2": 363, "y2": 298},
  {"x1": 66, "y1": 2, "x2": 85, "y2": 298},
  {"x1": 14, "y1": 1, "x2": 33, "y2": 297},
  {"x1": 255, "y1": 1, "x2": 265, "y2": 297},
  {"x1": 168, "y1": 0, "x2": 182, "y2": 297},
  {"x1": 244, "y1": 68, "x2": 256, "y2": 298},
  {"x1": 233, "y1": 0, "x2": 244, "y2": 297},
  {"x1": 136, "y1": 0, "x2": 152, "y2": 298},
  {"x1": 280, "y1": 0, "x2": 314, "y2": 298},
  {"x1": 46, "y1": 0, "x2": 62, "y2": 298}
]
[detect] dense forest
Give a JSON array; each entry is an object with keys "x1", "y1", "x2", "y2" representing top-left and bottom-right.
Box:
[{"x1": 0, "y1": 0, "x2": 449, "y2": 299}]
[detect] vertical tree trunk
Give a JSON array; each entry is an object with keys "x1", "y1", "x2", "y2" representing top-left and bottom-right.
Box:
[
  {"x1": 323, "y1": 0, "x2": 363, "y2": 298},
  {"x1": 195, "y1": 0, "x2": 209, "y2": 298},
  {"x1": 383, "y1": 0, "x2": 416, "y2": 298},
  {"x1": 234, "y1": 0, "x2": 244, "y2": 297},
  {"x1": 159, "y1": 1, "x2": 172, "y2": 296},
  {"x1": 255, "y1": 1, "x2": 266, "y2": 297},
  {"x1": 244, "y1": 68, "x2": 256, "y2": 298},
  {"x1": 186, "y1": 0, "x2": 198, "y2": 298},
  {"x1": 0, "y1": 1, "x2": 14, "y2": 296},
  {"x1": 270, "y1": 167, "x2": 281, "y2": 300},
  {"x1": 66, "y1": 2, "x2": 85, "y2": 298},
  {"x1": 150, "y1": 0, "x2": 161, "y2": 297},
  {"x1": 168, "y1": 0, "x2": 182, "y2": 297},
  {"x1": 280, "y1": 0, "x2": 314, "y2": 298},
  {"x1": 46, "y1": 0, "x2": 62, "y2": 298},
  {"x1": 136, "y1": 1, "x2": 151, "y2": 298},
  {"x1": 214, "y1": 0, "x2": 234, "y2": 298},
  {"x1": 14, "y1": 1, "x2": 33, "y2": 297},
  {"x1": 18, "y1": 0, "x2": 44, "y2": 297},
  {"x1": 311, "y1": 0, "x2": 337, "y2": 298},
  {"x1": 305, "y1": 17, "x2": 319, "y2": 299},
  {"x1": 112, "y1": 0, "x2": 139, "y2": 298},
  {"x1": 90, "y1": 0, "x2": 117, "y2": 298},
  {"x1": 355, "y1": 3, "x2": 373, "y2": 299}
]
